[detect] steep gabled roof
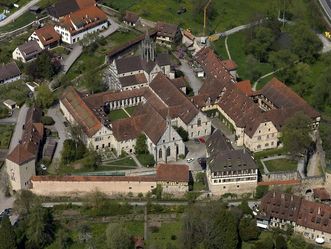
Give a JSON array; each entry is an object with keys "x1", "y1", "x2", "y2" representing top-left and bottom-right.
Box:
[
  {"x1": 60, "y1": 86, "x2": 102, "y2": 137},
  {"x1": 17, "y1": 40, "x2": 42, "y2": 60},
  {"x1": 156, "y1": 164, "x2": 189, "y2": 182},
  {"x1": 156, "y1": 22, "x2": 179, "y2": 38},
  {"x1": 123, "y1": 11, "x2": 139, "y2": 24},
  {"x1": 0, "y1": 63, "x2": 21, "y2": 82},
  {"x1": 34, "y1": 25, "x2": 61, "y2": 46}
]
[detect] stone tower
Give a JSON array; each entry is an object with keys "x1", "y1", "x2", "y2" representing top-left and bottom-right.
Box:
[{"x1": 141, "y1": 29, "x2": 155, "y2": 62}]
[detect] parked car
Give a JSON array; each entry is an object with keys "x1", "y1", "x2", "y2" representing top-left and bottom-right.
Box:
[{"x1": 186, "y1": 158, "x2": 194, "y2": 163}]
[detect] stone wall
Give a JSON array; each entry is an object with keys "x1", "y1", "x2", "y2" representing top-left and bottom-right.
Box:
[{"x1": 262, "y1": 171, "x2": 299, "y2": 182}]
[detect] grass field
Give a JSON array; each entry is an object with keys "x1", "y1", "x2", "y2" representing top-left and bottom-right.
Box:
[
  {"x1": 0, "y1": 125, "x2": 14, "y2": 149},
  {"x1": 102, "y1": 157, "x2": 137, "y2": 167},
  {"x1": 264, "y1": 158, "x2": 298, "y2": 172},
  {"x1": 0, "y1": 80, "x2": 30, "y2": 106},
  {"x1": 108, "y1": 109, "x2": 129, "y2": 121}
]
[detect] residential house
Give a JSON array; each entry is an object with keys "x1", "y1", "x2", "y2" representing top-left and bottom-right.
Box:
[
  {"x1": 30, "y1": 163, "x2": 190, "y2": 196},
  {"x1": 29, "y1": 25, "x2": 61, "y2": 49},
  {"x1": 192, "y1": 47, "x2": 320, "y2": 152},
  {"x1": 123, "y1": 11, "x2": 140, "y2": 27},
  {"x1": 206, "y1": 130, "x2": 258, "y2": 195},
  {"x1": 258, "y1": 191, "x2": 331, "y2": 244},
  {"x1": 60, "y1": 73, "x2": 211, "y2": 163},
  {"x1": 0, "y1": 62, "x2": 21, "y2": 84},
  {"x1": 155, "y1": 22, "x2": 182, "y2": 47},
  {"x1": 54, "y1": 6, "x2": 108, "y2": 44},
  {"x1": 6, "y1": 107, "x2": 44, "y2": 191},
  {"x1": 12, "y1": 40, "x2": 43, "y2": 63}
]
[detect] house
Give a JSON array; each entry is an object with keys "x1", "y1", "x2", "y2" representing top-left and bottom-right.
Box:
[
  {"x1": 258, "y1": 191, "x2": 331, "y2": 245},
  {"x1": 6, "y1": 107, "x2": 44, "y2": 191},
  {"x1": 123, "y1": 11, "x2": 140, "y2": 27},
  {"x1": 12, "y1": 40, "x2": 43, "y2": 63},
  {"x1": 29, "y1": 25, "x2": 61, "y2": 49},
  {"x1": 155, "y1": 22, "x2": 182, "y2": 47},
  {"x1": 182, "y1": 29, "x2": 195, "y2": 47},
  {"x1": 47, "y1": 0, "x2": 96, "y2": 21},
  {"x1": 54, "y1": 6, "x2": 108, "y2": 44},
  {"x1": 30, "y1": 163, "x2": 190, "y2": 196},
  {"x1": 60, "y1": 73, "x2": 211, "y2": 162},
  {"x1": 206, "y1": 130, "x2": 258, "y2": 195},
  {"x1": 0, "y1": 62, "x2": 21, "y2": 84},
  {"x1": 109, "y1": 34, "x2": 173, "y2": 90},
  {"x1": 192, "y1": 47, "x2": 320, "y2": 153}
]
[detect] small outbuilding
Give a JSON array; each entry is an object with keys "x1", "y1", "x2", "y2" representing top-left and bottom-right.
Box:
[{"x1": 3, "y1": 99, "x2": 17, "y2": 110}]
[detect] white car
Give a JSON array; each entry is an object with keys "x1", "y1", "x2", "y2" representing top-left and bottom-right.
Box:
[
  {"x1": 40, "y1": 164, "x2": 47, "y2": 171},
  {"x1": 186, "y1": 158, "x2": 194, "y2": 163}
]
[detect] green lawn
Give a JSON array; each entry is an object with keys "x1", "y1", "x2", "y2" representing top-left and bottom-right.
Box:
[
  {"x1": 0, "y1": 124, "x2": 14, "y2": 149},
  {"x1": 147, "y1": 221, "x2": 181, "y2": 248},
  {"x1": 0, "y1": 81, "x2": 30, "y2": 106},
  {"x1": 136, "y1": 153, "x2": 155, "y2": 167},
  {"x1": 264, "y1": 158, "x2": 298, "y2": 172},
  {"x1": 0, "y1": 12, "x2": 37, "y2": 32},
  {"x1": 125, "y1": 106, "x2": 136, "y2": 116},
  {"x1": 213, "y1": 32, "x2": 273, "y2": 82},
  {"x1": 102, "y1": 157, "x2": 137, "y2": 167},
  {"x1": 107, "y1": 109, "x2": 129, "y2": 121}
]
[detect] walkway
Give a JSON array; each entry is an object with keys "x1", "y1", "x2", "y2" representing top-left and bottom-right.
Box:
[
  {"x1": 224, "y1": 36, "x2": 231, "y2": 60},
  {"x1": 122, "y1": 107, "x2": 131, "y2": 117},
  {"x1": 252, "y1": 69, "x2": 280, "y2": 91},
  {"x1": 0, "y1": 0, "x2": 40, "y2": 27},
  {"x1": 130, "y1": 153, "x2": 143, "y2": 168}
]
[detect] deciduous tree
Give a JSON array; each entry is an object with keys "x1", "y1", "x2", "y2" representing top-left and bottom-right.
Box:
[
  {"x1": 0, "y1": 215, "x2": 17, "y2": 249},
  {"x1": 106, "y1": 223, "x2": 132, "y2": 249}
]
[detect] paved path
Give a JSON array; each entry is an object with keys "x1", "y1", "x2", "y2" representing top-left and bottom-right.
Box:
[
  {"x1": 0, "y1": 190, "x2": 14, "y2": 212},
  {"x1": 0, "y1": 0, "x2": 40, "y2": 27},
  {"x1": 62, "y1": 45, "x2": 83, "y2": 74},
  {"x1": 0, "y1": 109, "x2": 19, "y2": 125},
  {"x1": 47, "y1": 104, "x2": 68, "y2": 161},
  {"x1": 130, "y1": 154, "x2": 143, "y2": 168},
  {"x1": 319, "y1": 0, "x2": 331, "y2": 22},
  {"x1": 178, "y1": 59, "x2": 203, "y2": 95},
  {"x1": 9, "y1": 104, "x2": 28, "y2": 153},
  {"x1": 122, "y1": 107, "x2": 131, "y2": 117},
  {"x1": 224, "y1": 36, "x2": 231, "y2": 60}
]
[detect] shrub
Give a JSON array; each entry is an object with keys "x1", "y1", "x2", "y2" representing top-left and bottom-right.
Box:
[{"x1": 41, "y1": 116, "x2": 55, "y2": 125}]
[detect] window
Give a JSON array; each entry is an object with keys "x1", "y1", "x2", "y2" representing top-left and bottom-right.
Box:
[
  {"x1": 129, "y1": 187, "x2": 132, "y2": 189},
  {"x1": 197, "y1": 118, "x2": 202, "y2": 127},
  {"x1": 166, "y1": 147, "x2": 171, "y2": 157},
  {"x1": 258, "y1": 136, "x2": 261, "y2": 140},
  {"x1": 159, "y1": 149, "x2": 162, "y2": 159}
]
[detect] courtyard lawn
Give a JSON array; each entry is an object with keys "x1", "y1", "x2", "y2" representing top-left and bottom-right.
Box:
[
  {"x1": 264, "y1": 158, "x2": 298, "y2": 172},
  {"x1": 125, "y1": 106, "x2": 136, "y2": 116},
  {"x1": 107, "y1": 109, "x2": 129, "y2": 121},
  {"x1": 136, "y1": 154, "x2": 154, "y2": 167},
  {"x1": 146, "y1": 221, "x2": 182, "y2": 248},
  {"x1": 0, "y1": 124, "x2": 14, "y2": 149}
]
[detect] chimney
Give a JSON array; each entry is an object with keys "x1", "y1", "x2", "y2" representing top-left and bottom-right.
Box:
[{"x1": 318, "y1": 207, "x2": 321, "y2": 215}]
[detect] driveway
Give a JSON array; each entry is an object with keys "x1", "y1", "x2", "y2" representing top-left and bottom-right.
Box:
[
  {"x1": 178, "y1": 59, "x2": 203, "y2": 95},
  {"x1": 176, "y1": 140, "x2": 207, "y2": 171},
  {"x1": 0, "y1": 190, "x2": 14, "y2": 211},
  {"x1": 8, "y1": 104, "x2": 28, "y2": 153},
  {"x1": 0, "y1": 0, "x2": 40, "y2": 27},
  {"x1": 47, "y1": 104, "x2": 68, "y2": 161},
  {"x1": 0, "y1": 109, "x2": 19, "y2": 125}
]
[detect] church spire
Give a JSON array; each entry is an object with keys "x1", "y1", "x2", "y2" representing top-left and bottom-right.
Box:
[{"x1": 141, "y1": 28, "x2": 155, "y2": 62}]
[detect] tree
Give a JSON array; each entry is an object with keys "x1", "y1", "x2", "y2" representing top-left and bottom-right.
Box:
[
  {"x1": 61, "y1": 139, "x2": 86, "y2": 164},
  {"x1": 135, "y1": 134, "x2": 148, "y2": 154},
  {"x1": 173, "y1": 126, "x2": 188, "y2": 142},
  {"x1": 14, "y1": 190, "x2": 40, "y2": 216},
  {"x1": 247, "y1": 26, "x2": 275, "y2": 62},
  {"x1": 83, "y1": 149, "x2": 102, "y2": 170},
  {"x1": 81, "y1": 70, "x2": 107, "y2": 94},
  {"x1": 0, "y1": 215, "x2": 17, "y2": 249},
  {"x1": 255, "y1": 185, "x2": 269, "y2": 199},
  {"x1": 239, "y1": 199, "x2": 252, "y2": 215},
  {"x1": 239, "y1": 217, "x2": 260, "y2": 242},
  {"x1": 245, "y1": 54, "x2": 262, "y2": 82},
  {"x1": 35, "y1": 84, "x2": 55, "y2": 109},
  {"x1": 26, "y1": 205, "x2": 55, "y2": 248},
  {"x1": 151, "y1": 184, "x2": 163, "y2": 200},
  {"x1": 0, "y1": 170, "x2": 10, "y2": 197},
  {"x1": 288, "y1": 23, "x2": 322, "y2": 63},
  {"x1": 57, "y1": 228, "x2": 73, "y2": 249},
  {"x1": 312, "y1": 66, "x2": 331, "y2": 111},
  {"x1": 275, "y1": 234, "x2": 287, "y2": 249},
  {"x1": 106, "y1": 223, "x2": 132, "y2": 249},
  {"x1": 181, "y1": 202, "x2": 238, "y2": 249},
  {"x1": 282, "y1": 112, "x2": 312, "y2": 155}
]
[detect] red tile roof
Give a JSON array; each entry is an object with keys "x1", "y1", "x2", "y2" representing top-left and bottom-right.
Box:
[
  {"x1": 34, "y1": 25, "x2": 61, "y2": 47},
  {"x1": 123, "y1": 11, "x2": 139, "y2": 24},
  {"x1": 156, "y1": 164, "x2": 189, "y2": 182},
  {"x1": 313, "y1": 188, "x2": 331, "y2": 201},
  {"x1": 75, "y1": 0, "x2": 96, "y2": 9},
  {"x1": 59, "y1": 6, "x2": 107, "y2": 35},
  {"x1": 222, "y1": 59, "x2": 237, "y2": 71},
  {"x1": 235, "y1": 80, "x2": 253, "y2": 96}
]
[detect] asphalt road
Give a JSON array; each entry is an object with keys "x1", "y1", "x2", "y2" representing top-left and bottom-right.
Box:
[
  {"x1": 0, "y1": 0, "x2": 40, "y2": 27},
  {"x1": 319, "y1": 0, "x2": 331, "y2": 21},
  {"x1": 8, "y1": 104, "x2": 28, "y2": 153}
]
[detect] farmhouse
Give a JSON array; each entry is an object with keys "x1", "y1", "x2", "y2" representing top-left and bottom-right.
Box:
[
  {"x1": 123, "y1": 11, "x2": 140, "y2": 27},
  {"x1": 60, "y1": 73, "x2": 211, "y2": 162},
  {"x1": 192, "y1": 47, "x2": 320, "y2": 152},
  {"x1": 12, "y1": 40, "x2": 43, "y2": 63},
  {"x1": 0, "y1": 62, "x2": 21, "y2": 85},
  {"x1": 258, "y1": 191, "x2": 331, "y2": 244},
  {"x1": 155, "y1": 22, "x2": 182, "y2": 47},
  {"x1": 29, "y1": 25, "x2": 61, "y2": 49},
  {"x1": 6, "y1": 107, "x2": 44, "y2": 191},
  {"x1": 54, "y1": 6, "x2": 108, "y2": 44}
]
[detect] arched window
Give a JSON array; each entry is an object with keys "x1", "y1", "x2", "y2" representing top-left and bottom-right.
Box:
[
  {"x1": 166, "y1": 147, "x2": 171, "y2": 157},
  {"x1": 159, "y1": 149, "x2": 162, "y2": 159},
  {"x1": 197, "y1": 118, "x2": 201, "y2": 127}
]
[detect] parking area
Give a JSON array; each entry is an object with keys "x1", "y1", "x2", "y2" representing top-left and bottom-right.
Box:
[{"x1": 176, "y1": 140, "x2": 207, "y2": 171}]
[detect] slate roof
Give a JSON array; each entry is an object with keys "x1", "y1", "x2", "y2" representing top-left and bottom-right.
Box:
[
  {"x1": 123, "y1": 11, "x2": 139, "y2": 24},
  {"x1": 119, "y1": 73, "x2": 148, "y2": 87},
  {"x1": 0, "y1": 63, "x2": 21, "y2": 82},
  {"x1": 47, "y1": 0, "x2": 95, "y2": 18},
  {"x1": 34, "y1": 25, "x2": 61, "y2": 47},
  {"x1": 17, "y1": 40, "x2": 42, "y2": 60},
  {"x1": 171, "y1": 77, "x2": 187, "y2": 89}
]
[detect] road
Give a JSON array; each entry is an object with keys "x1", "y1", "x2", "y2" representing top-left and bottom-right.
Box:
[
  {"x1": 0, "y1": 0, "x2": 40, "y2": 27},
  {"x1": 8, "y1": 104, "x2": 28, "y2": 153},
  {"x1": 319, "y1": 0, "x2": 331, "y2": 22},
  {"x1": 47, "y1": 104, "x2": 68, "y2": 161},
  {"x1": 178, "y1": 59, "x2": 203, "y2": 95},
  {"x1": 0, "y1": 109, "x2": 19, "y2": 125}
]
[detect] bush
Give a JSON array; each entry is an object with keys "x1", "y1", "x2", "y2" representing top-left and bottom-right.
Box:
[
  {"x1": 173, "y1": 126, "x2": 188, "y2": 142},
  {"x1": 41, "y1": 116, "x2": 55, "y2": 125},
  {"x1": 255, "y1": 185, "x2": 269, "y2": 199}
]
